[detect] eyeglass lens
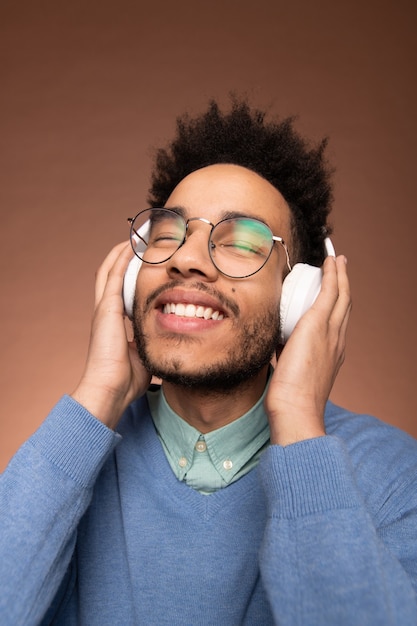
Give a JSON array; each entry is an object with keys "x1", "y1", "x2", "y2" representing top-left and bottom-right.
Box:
[{"x1": 129, "y1": 208, "x2": 274, "y2": 278}]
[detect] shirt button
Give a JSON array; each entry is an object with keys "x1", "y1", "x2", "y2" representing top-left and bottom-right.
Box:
[
  {"x1": 195, "y1": 441, "x2": 207, "y2": 452},
  {"x1": 223, "y1": 459, "x2": 233, "y2": 471},
  {"x1": 178, "y1": 457, "x2": 187, "y2": 468}
]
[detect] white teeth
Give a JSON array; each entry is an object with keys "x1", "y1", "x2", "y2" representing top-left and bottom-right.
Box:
[
  {"x1": 203, "y1": 307, "x2": 213, "y2": 320},
  {"x1": 184, "y1": 304, "x2": 196, "y2": 317},
  {"x1": 163, "y1": 303, "x2": 224, "y2": 320}
]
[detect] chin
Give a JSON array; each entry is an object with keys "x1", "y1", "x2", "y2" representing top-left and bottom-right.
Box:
[
  {"x1": 145, "y1": 352, "x2": 270, "y2": 393},
  {"x1": 133, "y1": 295, "x2": 281, "y2": 392}
]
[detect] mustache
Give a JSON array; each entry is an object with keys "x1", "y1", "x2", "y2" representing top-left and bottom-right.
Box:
[{"x1": 142, "y1": 279, "x2": 240, "y2": 317}]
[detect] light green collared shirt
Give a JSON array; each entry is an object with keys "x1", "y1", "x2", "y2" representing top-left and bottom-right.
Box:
[{"x1": 147, "y1": 381, "x2": 271, "y2": 495}]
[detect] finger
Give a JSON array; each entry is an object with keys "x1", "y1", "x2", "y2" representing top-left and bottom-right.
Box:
[
  {"x1": 94, "y1": 241, "x2": 132, "y2": 307},
  {"x1": 335, "y1": 255, "x2": 350, "y2": 300},
  {"x1": 315, "y1": 255, "x2": 350, "y2": 312},
  {"x1": 329, "y1": 256, "x2": 352, "y2": 326},
  {"x1": 309, "y1": 255, "x2": 339, "y2": 318},
  {"x1": 327, "y1": 258, "x2": 351, "y2": 369}
]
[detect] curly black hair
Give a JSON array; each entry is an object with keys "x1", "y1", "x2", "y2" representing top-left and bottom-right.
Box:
[{"x1": 148, "y1": 98, "x2": 333, "y2": 266}]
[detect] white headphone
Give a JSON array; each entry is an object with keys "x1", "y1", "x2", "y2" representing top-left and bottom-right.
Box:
[
  {"x1": 123, "y1": 254, "x2": 143, "y2": 320},
  {"x1": 279, "y1": 237, "x2": 335, "y2": 343},
  {"x1": 123, "y1": 235, "x2": 335, "y2": 344}
]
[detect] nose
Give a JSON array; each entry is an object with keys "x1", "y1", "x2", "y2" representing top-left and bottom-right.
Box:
[{"x1": 165, "y1": 220, "x2": 219, "y2": 281}]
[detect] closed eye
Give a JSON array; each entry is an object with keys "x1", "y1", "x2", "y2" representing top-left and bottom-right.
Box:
[{"x1": 220, "y1": 240, "x2": 265, "y2": 256}]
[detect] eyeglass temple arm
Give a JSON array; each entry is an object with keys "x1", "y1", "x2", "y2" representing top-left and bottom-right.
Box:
[
  {"x1": 272, "y1": 236, "x2": 292, "y2": 273},
  {"x1": 127, "y1": 217, "x2": 147, "y2": 244}
]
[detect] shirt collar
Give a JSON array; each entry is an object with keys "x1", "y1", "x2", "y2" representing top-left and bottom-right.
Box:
[{"x1": 147, "y1": 377, "x2": 271, "y2": 484}]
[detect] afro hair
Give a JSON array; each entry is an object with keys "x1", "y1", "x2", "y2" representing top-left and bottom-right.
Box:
[{"x1": 148, "y1": 98, "x2": 334, "y2": 265}]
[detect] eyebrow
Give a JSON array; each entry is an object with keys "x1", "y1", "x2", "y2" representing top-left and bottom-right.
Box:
[{"x1": 164, "y1": 205, "x2": 272, "y2": 228}]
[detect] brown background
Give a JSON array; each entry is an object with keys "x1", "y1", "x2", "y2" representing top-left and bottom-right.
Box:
[{"x1": 1, "y1": 0, "x2": 416, "y2": 471}]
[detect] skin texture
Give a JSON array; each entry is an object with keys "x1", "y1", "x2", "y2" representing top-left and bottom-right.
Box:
[{"x1": 72, "y1": 164, "x2": 351, "y2": 444}]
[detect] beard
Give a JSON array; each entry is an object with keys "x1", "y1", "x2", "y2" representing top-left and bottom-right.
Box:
[{"x1": 132, "y1": 284, "x2": 281, "y2": 394}]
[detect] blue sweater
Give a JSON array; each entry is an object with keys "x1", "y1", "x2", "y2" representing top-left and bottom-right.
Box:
[{"x1": 1, "y1": 394, "x2": 417, "y2": 625}]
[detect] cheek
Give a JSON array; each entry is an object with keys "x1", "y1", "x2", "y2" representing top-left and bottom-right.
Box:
[
  {"x1": 135, "y1": 268, "x2": 146, "y2": 293},
  {"x1": 227, "y1": 298, "x2": 278, "y2": 336},
  {"x1": 135, "y1": 265, "x2": 162, "y2": 302},
  {"x1": 133, "y1": 272, "x2": 156, "y2": 319},
  {"x1": 228, "y1": 280, "x2": 281, "y2": 318}
]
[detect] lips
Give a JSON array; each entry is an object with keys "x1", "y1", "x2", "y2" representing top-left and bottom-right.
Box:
[
  {"x1": 162, "y1": 302, "x2": 224, "y2": 320},
  {"x1": 152, "y1": 286, "x2": 230, "y2": 323}
]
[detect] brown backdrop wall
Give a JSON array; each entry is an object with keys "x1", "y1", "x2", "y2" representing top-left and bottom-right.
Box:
[{"x1": 1, "y1": 0, "x2": 416, "y2": 470}]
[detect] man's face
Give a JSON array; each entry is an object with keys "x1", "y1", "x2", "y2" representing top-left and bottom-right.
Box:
[{"x1": 133, "y1": 163, "x2": 292, "y2": 391}]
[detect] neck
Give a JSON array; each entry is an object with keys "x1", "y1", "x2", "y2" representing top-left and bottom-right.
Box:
[{"x1": 161, "y1": 366, "x2": 270, "y2": 433}]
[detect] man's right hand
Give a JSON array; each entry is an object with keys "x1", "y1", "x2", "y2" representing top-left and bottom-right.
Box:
[{"x1": 71, "y1": 242, "x2": 151, "y2": 429}]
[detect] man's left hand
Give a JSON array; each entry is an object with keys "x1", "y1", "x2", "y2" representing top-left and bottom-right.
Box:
[{"x1": 265, "y1": 255, "x2": 351, "y2": 446}]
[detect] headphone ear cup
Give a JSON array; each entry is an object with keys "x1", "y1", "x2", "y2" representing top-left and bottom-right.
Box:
[
  {"x1": 279, "y1": 263, "x2": 323, "y2": 344},
  {"x1": 123, "y1": 219, "x2": 151, "y2": 319},
  {"x1": 123, "y1": 255, "x2": 142, "y2": 319}
]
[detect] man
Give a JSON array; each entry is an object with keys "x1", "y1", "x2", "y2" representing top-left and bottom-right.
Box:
[{"x1": 1, "y1": 99, "x2": 417, "y2": 625}]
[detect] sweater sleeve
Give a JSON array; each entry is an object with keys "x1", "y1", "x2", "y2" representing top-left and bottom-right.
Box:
[
  {"x1": 0, "y1": 395, "x2": 120, "y2": 626},
  {"x1": 258, "y1": 435, "x2": 417, "y2": 625}
]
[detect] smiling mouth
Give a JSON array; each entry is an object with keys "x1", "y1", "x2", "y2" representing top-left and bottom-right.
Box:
[{"x1": 162, "y1": 303, "x2": 224, "y2": 320}]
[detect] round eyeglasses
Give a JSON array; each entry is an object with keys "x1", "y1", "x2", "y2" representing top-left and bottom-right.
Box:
[{"x1": 127, "y1": 208, "x2": 292, "y2": 279}]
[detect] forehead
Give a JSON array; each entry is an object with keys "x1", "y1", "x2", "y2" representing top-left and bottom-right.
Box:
[{"x1": 164, "y1": 164, "x2": 291, "y2": 236}]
